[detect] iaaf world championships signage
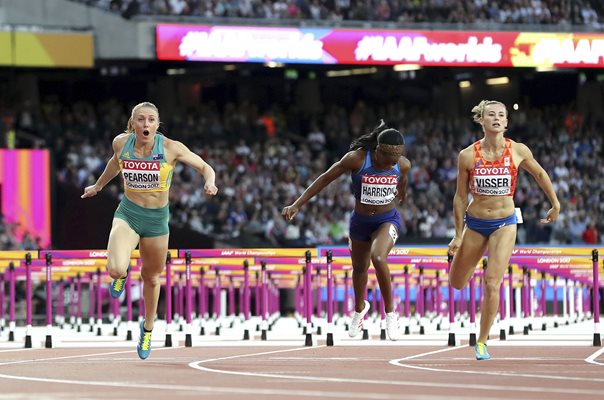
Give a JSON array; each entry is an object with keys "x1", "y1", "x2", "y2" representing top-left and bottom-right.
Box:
[{"x1": 156, "y1": 24, "x2": 604, "y2": 68}]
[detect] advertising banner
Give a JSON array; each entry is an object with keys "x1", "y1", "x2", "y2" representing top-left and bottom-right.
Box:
[
  {"x1": 0, "y1": 30, "x2": 94, "y2": 68},
  {"x1": 0, "y1": 31, "x2": 12, "y2": 65},
  {"x1": 0, "y1": 150, "x2": 51, "y2": 248},
  {"x1": 14, "y1": 31, "x2": 94, "y2": 68},
  {"x1": 156, "y1": 24, "x2": 604, "y2": 68}
]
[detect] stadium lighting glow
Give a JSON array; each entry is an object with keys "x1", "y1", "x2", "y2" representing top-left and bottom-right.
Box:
[
  {"x1": 351, "y1": 67, "x2": 377, "y2": 75},
  {"x1": 459, "y1": 80, "x2": 471, "y2": 88},
  {"x1": 327, "y1": 67, "x2": 377, "y2": 77},
  {"x1": 166, "y1": 68, "x2": 186, "y2": 75},
  {"x1": 536, "y1": 66, "x2": 557, "y2": 72},
  {"x1": 264, "y1": 62, "x2": 284, "y2": 68},
  {"x1": 326, "y1": 70, "x2": 352, "y2": 77},
  {"x1": 393, "y1": 64, "x2": 422, "y2": 71},
  {"x1": 486, "y1": 76, "x2": 509, "y2": 85}
]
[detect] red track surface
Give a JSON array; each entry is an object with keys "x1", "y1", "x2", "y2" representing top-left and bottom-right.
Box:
[{"x1": 1, "y1": 344, "x2": 603, "y2": 399}]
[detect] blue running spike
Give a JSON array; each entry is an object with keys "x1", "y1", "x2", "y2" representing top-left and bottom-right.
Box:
[
  {"x1": 109, "y1": 266, "x2": 130, "y2": 298},
  {"x1": 137, "y1": 320, "x2": 152, "y2": 360},
  {"x1": 475, "y1": 342, "x2": 491, "y2": 360}
]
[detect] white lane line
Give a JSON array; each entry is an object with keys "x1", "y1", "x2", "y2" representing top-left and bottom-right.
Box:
[
  {"x1": 269, "y1": 357, "x2": 361, "y2": 361},
  {"x1": 585, "y1": 347, "x2": 604, "y2": 366},
  {"x1": 188, "y1": 346, "x2": 604, "y2": 396},
  {"x1": 391, "y1": 347, "x2": 461, "y2": 361},
  {"x1": 390, "y1": 348, "x2": 604, "y2": 384},
  {"x1": 192, "y1": 345, "x2": 326, "y2": 363},
  {"x1": 0, "y1": 347, "x2": 183, "y2": 366},
  {"x1": 418, "y1": 357, "x2": 585, "y2": 361},
  {"x1": 0, "y1": 348, "x2": 36, "y2": 354},
  {"x1": 0, "y1": 372, "x2": 420, "y2": 399},
  {"x1": 0, "y1": 345, "x2": 406, "y2": 399}
]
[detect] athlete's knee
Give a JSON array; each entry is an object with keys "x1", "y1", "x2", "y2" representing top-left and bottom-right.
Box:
[
  {"x1": 483, "y1": 279, "x2": 501, "y2": 296},
  {"x1": 351, "y1": 259, "x2": 370, "y2": 273},
  {"x1": 141, "y1": 267, "x2": 161, "y2": 286},
  {"x1": 448, "y1": 275, "x2": 466, "y2": 290},
  {"x1": 370, "y1": 252, "x2": 387, "y2": 268},
  {"x1": 352, "y1": 265, "x2": 369, "y2": 274},
  {"x1": 106, "y1": 258, "x2": 129, "y2": 279}
]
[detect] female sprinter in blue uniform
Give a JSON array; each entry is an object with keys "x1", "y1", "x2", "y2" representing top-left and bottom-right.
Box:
[
  {"x1": 448, "y1": 100, "x2": 559, "y2": 360},
  {"x1": 82, "y1": 102, "x2": 218, "y2": 359},
  {"x1": 282, "y1": 120, "x2": 410, "y2": 340}
]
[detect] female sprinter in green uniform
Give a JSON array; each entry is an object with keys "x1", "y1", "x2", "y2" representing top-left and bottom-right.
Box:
[{"x1": 82, "y1": 102, "x2": 218, "y2": 359}]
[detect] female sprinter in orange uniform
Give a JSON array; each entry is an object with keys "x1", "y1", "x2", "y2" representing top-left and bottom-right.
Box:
[
  {"x1": 82, "y1": 102, "x2": 218, "y2": 359},
  {"x1": 448, "y1": 100, "x2": 560, "y2": 360},
  {"x1": 282, "y1": 120, "x2": 410, "y2": 340}
]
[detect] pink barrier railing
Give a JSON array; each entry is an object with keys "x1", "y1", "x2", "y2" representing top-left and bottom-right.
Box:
[{"x1": 0, "y1": 246, "x2": 601, "y2": 348}]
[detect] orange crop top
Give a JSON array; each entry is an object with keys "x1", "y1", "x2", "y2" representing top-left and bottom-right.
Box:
[{"x1": 469, "y1": 138, "x2": 518, "y2": 197}]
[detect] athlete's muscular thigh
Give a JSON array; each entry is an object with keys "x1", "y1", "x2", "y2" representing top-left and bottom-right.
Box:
[
  {"x1": 371, "y1": 223, "x2": 397, "y2": 261},
  {"x1": 107, "y1": 218, "x2": 139, "y2": 278},
  {"x1": 449, "y1": 227, "x2": 488, "y2": 289},
  {"x1": 139, "y1": 234, "x2": 169, "y2": 277},
  {"x1": 485, "y1": 225, "x2": 517, "y2": 283},
  {"x1": 350, "y1": 239, "x2": 371, "y2": 272}
]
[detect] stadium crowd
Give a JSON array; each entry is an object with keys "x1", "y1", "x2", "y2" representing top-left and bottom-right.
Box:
[
  {"x1": 73, "y1": 0, "x2": 602, "y2": 27},
  {"x1": 0, "y1": 216, "x2": 40, "y2": 251},
  {"x1": 2, "y1": 94, "x2": 602, "y2": 249}
]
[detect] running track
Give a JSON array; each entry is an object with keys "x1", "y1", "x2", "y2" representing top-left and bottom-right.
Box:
[{"x1": 1, "y1": 342, "x2": 603, "y2": 399}]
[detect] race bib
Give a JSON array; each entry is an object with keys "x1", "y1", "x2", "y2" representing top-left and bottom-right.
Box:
[
  {"x1": 473, "y1": 166, "x2": 511, "y2": 196},
  {"x1": 360, "y1": 175, "x2": 397, "y2": 205},
  {"x1": 122, "y1": 160, "x2": 161, "y2": 191}
]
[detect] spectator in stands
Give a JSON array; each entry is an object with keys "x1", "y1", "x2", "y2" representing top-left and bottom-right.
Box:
[
  {"x1": 81, "y1": 101, "x2": 218, "y2": 359},
  {"x1": 73, "y1": 0, "x2": 602, "y2": 26},
  {"x1": 282, "y1": 120, "x2": 410, "y2": 341},
  {"x1": 447, "y1": 100, "x2": 560, "y2": 361},
  {"x1": 0, "y1": 217, "x2": 18, "y2": 250},
  {"x1": 582, "y1": 221, "x2": 599, "y2": 244},
  {"x1": 307, "y1": 121, "x2": 326, "y2": 156},
  {"x1": 23, "y1": 93, "x2": 602, "y2": 248}
]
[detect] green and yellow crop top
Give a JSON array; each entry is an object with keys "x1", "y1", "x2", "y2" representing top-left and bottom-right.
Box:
[{"x1": 118, "y1": 133, "x2": 174, "y2": 193}]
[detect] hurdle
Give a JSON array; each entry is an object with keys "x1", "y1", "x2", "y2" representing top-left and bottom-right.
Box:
[
  {"x1": 0, "y1": 246, "x2": 602, "y2": 350},
  {"x1": 447, "y1": 254, "x2": 456, "y2": 346},
  {"x1": 468, "y1": 265, "x2": 477, "y2": 346},
  {"x1": 164, "y1": 253, "x2": 174, "y2": 347},
  {"x1": 593, "y1": 250, "x2": 601, "y2": 346},
  {"x1": 184, "y1": 251, "x2": 192, "y2": 347},
  {"x1": 326, "y1": 250, "x2": 334, "y2": 346},
  {"x1": 242, "y1": 260, "x2": 250, "y2": 339},
  {"x1": 260, "y1": 261, "x2": 268, "y2": 340},
  {"x1": 304, "y1": 250, "x2": 312, "y2": 345}
]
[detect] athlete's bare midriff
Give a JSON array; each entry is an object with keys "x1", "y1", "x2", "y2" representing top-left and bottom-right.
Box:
[
  {"x1": 354, "y1": 202, "x2": 395, "y2": 216},
  {"x1": 124, "y1": 190, "x2": 169, "y2": 209},
  {"x1": 467, "y1": 195, "x2": 515, "y2": 219}
]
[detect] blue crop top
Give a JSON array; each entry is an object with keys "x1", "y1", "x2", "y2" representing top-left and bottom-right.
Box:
[{"x1": 351, "y1": 150, "x2": 401, "y2": 206}]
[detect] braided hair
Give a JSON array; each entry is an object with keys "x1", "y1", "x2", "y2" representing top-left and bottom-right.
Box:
[{"x1": 349, "y1": 120, "x2": 405, "y2": 151}]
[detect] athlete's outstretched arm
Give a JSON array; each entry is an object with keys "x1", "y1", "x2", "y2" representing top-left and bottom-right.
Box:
[
  {"x1": 448, "y1": 149, "x2": 472, "y2": 255},
  {"x1": 282, "y1": 151, "x2": 359, "y2": 221},
  {"x1": 171, "y1": 140, "x2": 217, "y2": 195},
  {"x1": 396, "y1": 157, "x2": 411, "y2": 204},
  {"x1": 517, "y1": 143, "x2": 560, "y2": 223},
  {"x1": 81, "y1": 135, "x2": 124, "y2": 198}
]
